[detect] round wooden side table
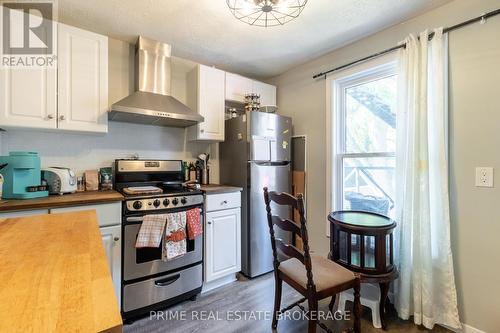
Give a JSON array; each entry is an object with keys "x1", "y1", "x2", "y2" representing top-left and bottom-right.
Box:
[{"x1": 328, "y1": 210, "x2": 399, "y2": 329}]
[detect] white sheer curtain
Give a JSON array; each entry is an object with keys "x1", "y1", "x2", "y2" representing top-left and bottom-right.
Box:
[{"x1": 394, "y1": 28, "x2": 461, "y2": 330}]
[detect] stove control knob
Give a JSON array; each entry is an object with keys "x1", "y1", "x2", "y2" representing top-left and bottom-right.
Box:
[
  {"x1": 181, "y1": 197, "x2": 187, "y2": 205},
  {"x1": 163, "y1": 198, "x2": 170, "y2": 206},
  {"x1": 172, "y1": 198, "x2": 179, "y2": 206},
  {"x1": 153, "y1": 199, "x2": 161, "y2": 207},
  {"x1": 133, "y1": 201, "x2": 142, "y2": 210}
]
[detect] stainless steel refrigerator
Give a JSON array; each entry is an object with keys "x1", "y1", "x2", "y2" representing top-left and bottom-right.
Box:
[{"x1": 220, "y1": 111, "x2": 292, "y2": 278}]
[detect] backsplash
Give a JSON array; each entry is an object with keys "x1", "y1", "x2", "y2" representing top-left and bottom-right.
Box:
[{"x1": 0, "y1": 123, "x2": 219, "y2": 182}]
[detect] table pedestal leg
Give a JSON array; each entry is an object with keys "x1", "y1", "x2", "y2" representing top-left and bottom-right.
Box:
[{"x1": 379, "y1": 282, "x2": 390, "y2": 330}]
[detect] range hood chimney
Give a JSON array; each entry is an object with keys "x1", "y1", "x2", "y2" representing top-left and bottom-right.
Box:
[{"x1": 109, "y1": 36, "x2": 203, "y2": 127}]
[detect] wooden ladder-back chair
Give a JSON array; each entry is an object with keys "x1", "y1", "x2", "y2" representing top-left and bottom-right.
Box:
[{"x1": 263, "y1": 187, "x2": 361, "y2": 333}]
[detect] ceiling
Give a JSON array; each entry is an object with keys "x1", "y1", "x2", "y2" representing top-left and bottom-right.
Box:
[{"x1": 57, "y1": 0, "x2": 451, "y2": 78}]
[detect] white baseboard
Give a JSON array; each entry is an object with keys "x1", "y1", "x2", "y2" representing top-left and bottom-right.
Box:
[
  {"x1": 441, "y1": 323, "x2": 486, "y2": 333},
  {"x1": 201, "y1": 274, "x2": 237, "y2": 293}
]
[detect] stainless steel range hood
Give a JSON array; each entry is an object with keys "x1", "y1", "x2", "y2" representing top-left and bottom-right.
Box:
[{"x1": 109, "y1": 37, "x2": 203, "y2": 127}]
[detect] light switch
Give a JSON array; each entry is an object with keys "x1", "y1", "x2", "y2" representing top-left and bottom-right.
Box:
[{"x1": 475, "y1": 167, "x2": 494, "y2": 187}]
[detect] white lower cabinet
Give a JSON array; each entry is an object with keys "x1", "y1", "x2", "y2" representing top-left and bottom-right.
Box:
[
  {"x1": 206, "y1": 208, "x2": 241, "y2": 281},
  {"x1": 99, "y1": 225, "x2": 122, "y2": 306},
  {"x1": 203, "y1": 191, "x2": 241, "y2": 292}
]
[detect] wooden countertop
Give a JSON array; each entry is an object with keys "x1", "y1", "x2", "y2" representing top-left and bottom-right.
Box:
[
  {"x1": 200, "y1": 184, "x2": 243, "y2": 194},
  {"x1": 0, "y1": 211, "x2": 123, "y2": 333},
  {"x1": 0, "y1": 190, "x2": 124, "y2": 213}
]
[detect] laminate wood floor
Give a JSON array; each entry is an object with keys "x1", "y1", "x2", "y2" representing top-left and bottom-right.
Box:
[{"x1": 125, "y1": 273, "x2": 451, "y2": 333}]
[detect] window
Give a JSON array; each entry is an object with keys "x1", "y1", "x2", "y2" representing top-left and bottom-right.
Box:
[{"x1": 332, "y1": 62, "x2": 397, "y2": 218}]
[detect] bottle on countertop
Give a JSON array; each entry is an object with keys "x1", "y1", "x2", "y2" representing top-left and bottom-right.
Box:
[
  {"x1": 189, "y1": 163, "x2": 196, "y2": 182},
  {"x1": 182, "y1": 162, "x2": 189, "y2": 181},
  {"x1": 77, "y1": 176, "x2": 85, "y2": 192}
]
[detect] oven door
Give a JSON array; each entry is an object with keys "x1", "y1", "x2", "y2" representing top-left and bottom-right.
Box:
[{"x1": 123, "y1": 209, "x2": 203, "y2": 281}]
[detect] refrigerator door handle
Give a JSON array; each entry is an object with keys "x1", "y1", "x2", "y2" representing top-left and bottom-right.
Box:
[{"x1": 251, "y1": 161, "x2": 290, "y2": 167}]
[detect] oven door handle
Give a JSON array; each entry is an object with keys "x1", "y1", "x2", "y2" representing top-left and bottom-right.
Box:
[
  {"x1": 126, "y1": 210, "x2": 204, "y2": 223},
  {"x1": 154, "y1": 274, "x2": 181, "y2": 287},
  {"x1": 126, "y1": 216, "x2": 144, "y2": 222}
]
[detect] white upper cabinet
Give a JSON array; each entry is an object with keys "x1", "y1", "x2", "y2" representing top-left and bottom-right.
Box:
[
  {"x1": 0, "y1": 62, "x2": 57, "y2": 129},
  {"x1": 187, "y1": 64, "x2": 225, "y2": 141},
  {"x1": 58, "y1": 24, "x2": 108, "y2": 133},
  {"x1": 225, "y1": 72, "x2": 253, "y2": 103},
  {"x1": 252, "y1": 80, "x2": 277, "y2": 106},
  {"x1": 0, "y1": 23, "x2": 108, "y2": 133},
  {"x1": 225, "y1": 72, "x2": 277, "y2": 106},
  {"x1": 0, "y1": 10, "x2": 57, "y2": 129}
]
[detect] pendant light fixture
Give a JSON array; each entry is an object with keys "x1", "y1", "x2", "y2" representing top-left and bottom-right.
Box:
[{"x1": 226, "y1": 0, "x2": 308, "y2": 27}]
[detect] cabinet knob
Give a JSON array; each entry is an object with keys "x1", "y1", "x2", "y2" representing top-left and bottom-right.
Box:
[
  {"x1": 208, "y1": 220, "x2": 212, "y2": 225},
  {"x1": 200, "y1": 129, "x2": 204, "y2": 133},
  {"x1": 221, "y1": 200, "x2": 228, "y2": 205},
  {"x1": 47, "y1": 114, "x2": 54, "y2": 120},
  {"x1": 113, "y1": 236, "x2": 120, "y2": 241},
  {"x1": 59, "y1": 115, "x2": 66, "y2": 121}
]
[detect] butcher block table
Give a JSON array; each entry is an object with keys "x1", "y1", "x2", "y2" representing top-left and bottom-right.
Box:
[{"x1": 0, "y1": 211, "x2": 123, "y2": 333}]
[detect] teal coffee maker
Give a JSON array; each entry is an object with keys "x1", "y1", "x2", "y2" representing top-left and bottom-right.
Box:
[{"x1": 0, "y1": 152, "x2": 49, "y2": 199}]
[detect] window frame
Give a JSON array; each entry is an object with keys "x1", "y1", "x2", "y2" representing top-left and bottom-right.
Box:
[{"x1": 325, "y1": 55, "x2": 397, "y2": 236}]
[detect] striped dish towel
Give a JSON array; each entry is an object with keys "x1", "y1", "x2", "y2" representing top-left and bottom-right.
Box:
[{"x1": 135, "y1": 214, "x2": 168, "y2": 248}]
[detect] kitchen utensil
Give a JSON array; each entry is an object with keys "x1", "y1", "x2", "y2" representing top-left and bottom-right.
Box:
[{"x1": 201, "y1": 168, "x2": 208, "y2": 185}]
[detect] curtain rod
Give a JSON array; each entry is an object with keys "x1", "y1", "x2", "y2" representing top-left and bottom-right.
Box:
[{"x1": 312, "y1": 8, "x2": 500, "y2": 79}]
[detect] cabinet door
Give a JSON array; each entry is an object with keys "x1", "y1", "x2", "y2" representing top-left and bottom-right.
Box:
[
  {"x1": 0, "y1": 66, "x2": 57, "y2": 129},
  {"x1": 205, "y1": 208, "x2": 241, "y2": 282},
  {"x1": 100, "y1": 225, "x2": 122, "y2": 307},
  {"x1": 58, "y1": 24, "x2": 108, "y2": 133},
  {"x1": 252, "y1": 80, "x2": 277, "y2": 106},
  {"x1": 225, "y1": 72, "x2": 253, "y2": 103},
  {"x1": 197, "y1": 65, "x2": 225, "y2": 141}
]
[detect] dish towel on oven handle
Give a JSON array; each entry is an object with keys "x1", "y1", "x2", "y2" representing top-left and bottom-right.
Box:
[
  {"x1": 186, "y1": 208, "x2": 202, "y2": 240},
  {"x1": 162, "y1": 212, "x2": 187, "y2": 261},
  {"x1": 135, "y1": 214, "x2": 168, "y2": 248}
]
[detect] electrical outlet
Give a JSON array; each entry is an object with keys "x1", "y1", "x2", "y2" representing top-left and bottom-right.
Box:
[{"x1": 475, "y1": 167, "x2": 494, "y2": 187}]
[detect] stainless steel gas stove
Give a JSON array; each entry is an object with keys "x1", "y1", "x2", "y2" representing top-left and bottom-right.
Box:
[{"x1": 114, "y1": 159, "x2": 203, "y2": 320}]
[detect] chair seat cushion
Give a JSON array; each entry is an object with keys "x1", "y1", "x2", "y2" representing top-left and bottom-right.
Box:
[{"x1": 278, "y1": 254, "x2": 356, "y2": 292}]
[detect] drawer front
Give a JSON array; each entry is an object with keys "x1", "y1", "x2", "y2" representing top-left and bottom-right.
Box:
[
  {"x1": 0, "y1": 209, "x2": 49, "y2": 219},
  {"x1": 123, "y1": 264, "x2": 202, "y2": 312},
  {"x1": 50, "y1": 203, "x2": 121, "y2": 227},
  {"x1": 206, "y1": 192, "x2": 241, "y2": 212}
]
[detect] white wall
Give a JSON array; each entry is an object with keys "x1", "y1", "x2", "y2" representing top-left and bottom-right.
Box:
[
  {"x1": 0, "y1": 38, "x2": 219, "y2": 181},
  {"x1": 269, "y1": 0, "x2": 500, "y2": 332}
]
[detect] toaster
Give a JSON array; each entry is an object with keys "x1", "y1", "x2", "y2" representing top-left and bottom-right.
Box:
[{"x1": 42, "y1": 167, "x2": 77, "y2": 195}]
